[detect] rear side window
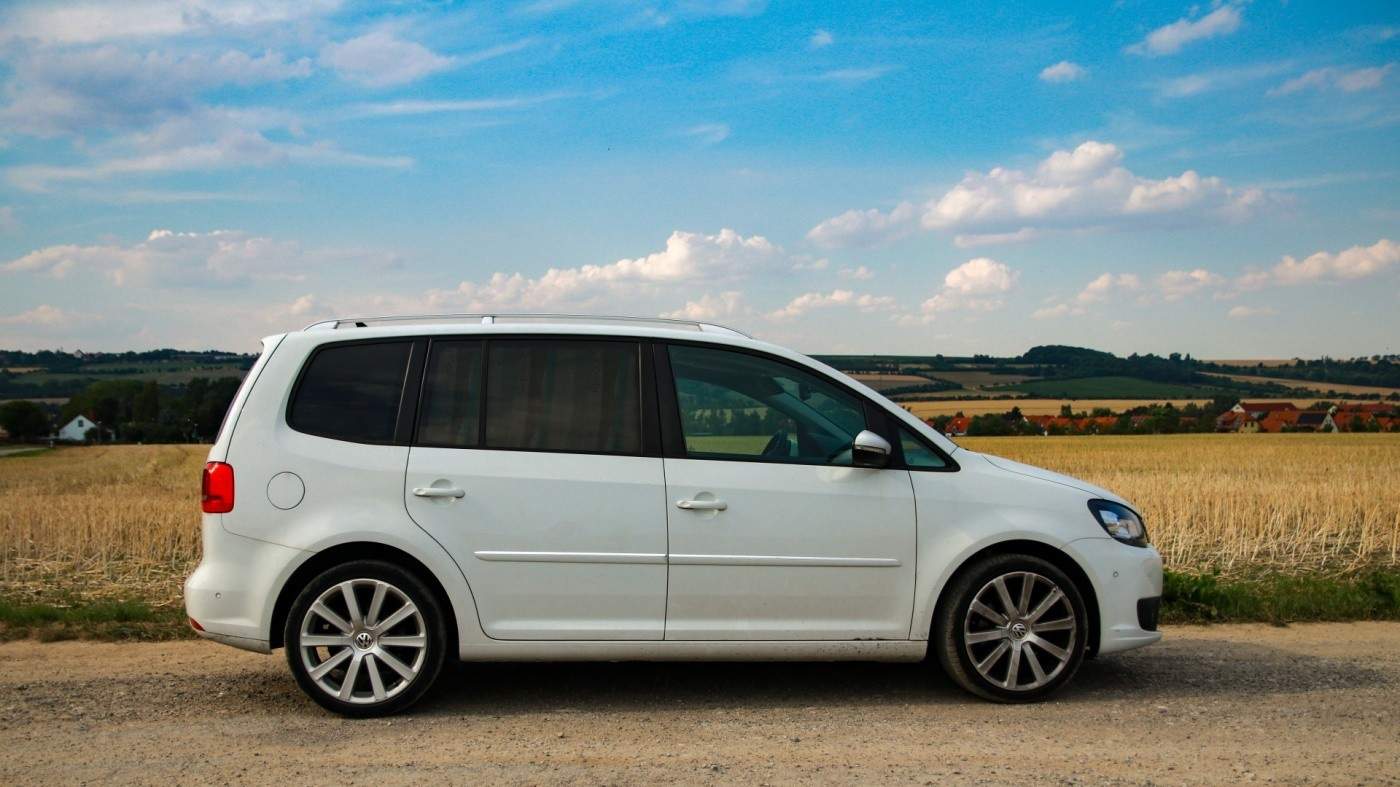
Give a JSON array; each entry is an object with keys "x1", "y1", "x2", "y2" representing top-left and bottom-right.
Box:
[
  {"x1": 288, "y1": 341, "x2": 412, "y2": 444},
  {"x1": 417, "y1": 340, "x2": 484, "y2": 448},
  {"x1": 484, "y1": 339, "x2": 641, "y2": 454}
]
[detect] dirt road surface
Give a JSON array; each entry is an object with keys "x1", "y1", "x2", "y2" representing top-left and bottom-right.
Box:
[{"x1": 3, "y1": 623, "x2": 1399, "y2": 785}]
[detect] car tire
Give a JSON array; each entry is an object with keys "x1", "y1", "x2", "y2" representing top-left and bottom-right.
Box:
[
  {"x1": 933, "y1": 553, "x2": 1088, "y2": 702},
  {"x1": 284, "y1": 560, "x2": 447, "y2": 717}
]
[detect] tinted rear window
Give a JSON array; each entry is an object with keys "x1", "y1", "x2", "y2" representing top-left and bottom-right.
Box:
[
  {"x1": 484, "y1": 340, "x2": 640, "y2": 454},
  {"x1": 416, "y1": 340, "x2": 484, "y2": 448},
  {"x1": 288, "y1": 341, "x2": 412, "y2": 444}
]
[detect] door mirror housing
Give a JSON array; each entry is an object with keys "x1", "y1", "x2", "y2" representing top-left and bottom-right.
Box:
[{"x1": 851, "y1": 430, "x2": 892, "y2": 468}]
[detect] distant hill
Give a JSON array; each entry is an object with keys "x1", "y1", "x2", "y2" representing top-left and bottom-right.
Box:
[
  {"x1": 0, "y1": 349, "x2": 255, "y2": 399},
  {"x1": 814, "y1": 346, "x2": 1400, "y2": 402}
]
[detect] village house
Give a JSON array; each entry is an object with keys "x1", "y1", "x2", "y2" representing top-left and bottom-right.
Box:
[
  {"x1": 944, "y1": 416, "x2": 971, "y2": 436},
  {"x1": 56, "y1": 414, "x2": 100, "y2": 442}
]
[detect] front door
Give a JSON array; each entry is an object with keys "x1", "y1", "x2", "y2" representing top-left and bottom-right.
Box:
[
  {"x1": 659, "y1": 343, "x2": 917, "y2": 640},
  {"x1": 405, "y1": 337, "x2": 667, "y2": 640}
]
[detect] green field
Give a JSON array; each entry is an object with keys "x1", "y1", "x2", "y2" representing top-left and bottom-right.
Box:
[{"x1": 1007, "y1": 375, "x2": 1230, "y2": 399}]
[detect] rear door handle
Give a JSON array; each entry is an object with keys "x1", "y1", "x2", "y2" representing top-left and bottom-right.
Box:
[
  {"x1": 413, "y1": 486, "x2": 466, "y2": 499},
  {"x1": 676, "y1": 498, "x2": 727, "y2": 511}
]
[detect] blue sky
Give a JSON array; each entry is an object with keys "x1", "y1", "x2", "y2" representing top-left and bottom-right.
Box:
[{"x1": 0, "y1": 0, "x2": 1396, "y2": 357}]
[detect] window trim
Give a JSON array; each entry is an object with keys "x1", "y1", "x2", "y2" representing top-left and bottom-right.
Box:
[
  {"x1": 285, "y1": 337, "x2": 421, "y2": 446},
  {"x1": 655, "y1": 339, "x2": 958, "y2": 471},
  {"x1": 410, "y1": 334, "x2": 655, "y2": 458}
]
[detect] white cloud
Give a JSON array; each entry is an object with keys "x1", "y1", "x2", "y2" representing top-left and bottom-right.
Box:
[
  {"x1": 430, "y1": 229, "x2": 781, "y2": 312},
  {"x1": 662, "y1": 291, "x2": 748, "y2": 321},
  {"x1": 1269, "y1": 64, "x2": 1395, "y2": 96},
  {"x1": 814, "y1": 66, "x2": 895, "y2": 84},
  {"x1": 812, "y1": 141, "x2": 1265, "y2": 248},
  {"x1": 1128, "y1": 5, "x2": 1243, "y2": 57},
  {"x1": 806, "y1": 201, "x2": 917, "y2": 248},
  {"x1": 1, "y1": 228, "x2": 395, "y2": 287},
  {"x1": 1039, "y1": 61, "x2": 1087, "y2": 83},
  {"x1": 680, "y1": 123, "x2": 731, "y2": 145},
  {"x1": 1237, "y1": 238, "x2": 1399, "y2": 289},
  {"x1": 1156, "y1": 62, "x2": 1294, "y2": 99},
  {"x1": 809, "y1": 29, "x2": 834, "y2": 49},
  {"x1": 0, "y1": 0, "x2": 342, "y2": 44},
  {"x1": 838, "y1": 265, "x2": 875, "y2": 281},
  {"x1": 953, "y1": 228, "x2": 1042, "y2": 248},
  {"x1": 1032, "y1": 302, "x2": 1082, "y2": 320},
  {"x1": 0, "y1": 45, "x2": 312, "y2": 137},
  {"x1": 769, "y1": 289, "x2": 896, "y2": 321},
  {"x1": 916, "y1": 258, "x2": 1018, "y2": 320},
  {"x1": 8, "y1": 129, "x2": 411, "y2": 191},
  {"x1": 347, "y1": 93, "x2": 570, "y2": 118},
  {"x1": 321, "y1": 30, "x2": 454, "y2": 88},
  {"x1": 1077, "y1": 272, "x2": 1142, "y2": 304},
  {"x1": 1156, "y1": 268, "x2": 1224, "y2": 300},
  {"x1": 1227, "y1": 305, "x2": 1276, "y2": 319},
  {"x1": 0, "y1": 304, "x2": 71, "y2": 326}
]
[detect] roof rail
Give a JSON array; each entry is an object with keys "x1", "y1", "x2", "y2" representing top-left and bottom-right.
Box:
[{"x1": 302, "y1": 313, "x2": 751, "y2": 338}]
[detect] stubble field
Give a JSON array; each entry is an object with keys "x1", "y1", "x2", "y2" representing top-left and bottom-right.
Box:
[{"x1": 0, "y1": 435, "x2": 1397, "y2": 622}]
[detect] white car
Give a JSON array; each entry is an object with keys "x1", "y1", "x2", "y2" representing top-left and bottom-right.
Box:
[{"x1": 185, "y1": 314, "x2": 1161, "y2": 716}]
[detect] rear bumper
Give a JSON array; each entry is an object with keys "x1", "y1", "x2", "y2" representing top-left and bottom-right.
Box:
[
  {"x1": 1066, "y1": 537, "x2": 1164, "y2": 655},
  {"x1": 183, "y1": 514, "x2": 305, "y2": 653}
]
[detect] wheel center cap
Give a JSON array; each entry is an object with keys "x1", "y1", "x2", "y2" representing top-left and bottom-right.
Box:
[
  {"x1": 1009, "y1": 622, "x2": 1028, "y2": 640},
  {"x1": 354, "y1": 631, "x2": 375, "y2": 650}
]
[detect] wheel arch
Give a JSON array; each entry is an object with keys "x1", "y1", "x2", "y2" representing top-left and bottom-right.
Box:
[
  {"x1": 927, "y1": 539, "x2": 1101, "y2": 658},
  {"x1": 269, "y1": 542, "x2": 460, "y2": 652}
]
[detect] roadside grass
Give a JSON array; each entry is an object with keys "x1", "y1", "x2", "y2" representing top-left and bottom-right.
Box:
[
  {"x1": 1162, "y1": 570, "x2": 1400, "y2": 625},
  {"x1": 0, "y1": 596, "x2": 189, "y2": 642}
]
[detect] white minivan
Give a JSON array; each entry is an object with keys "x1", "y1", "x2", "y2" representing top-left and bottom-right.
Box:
[{"x1": 186, "y1": 314, "x2": 1161, "y2": 716}]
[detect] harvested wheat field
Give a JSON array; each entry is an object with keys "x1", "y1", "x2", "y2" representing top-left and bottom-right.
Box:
[
  {"x1": 961, "y1": 434, "x2": 1400, "y2": 576},
  {"x1": 1, "y1": 437, "x2": 1397, "y2": 612}
]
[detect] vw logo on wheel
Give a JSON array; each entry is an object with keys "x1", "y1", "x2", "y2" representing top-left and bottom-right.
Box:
[{"x1": 354, "y1": 631, "x2": 374, "y2": 650}]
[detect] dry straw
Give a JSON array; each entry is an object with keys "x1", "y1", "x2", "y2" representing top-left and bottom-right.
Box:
[{"x1": 1, "y1": 436, "x2": 1397, "y2": 607}]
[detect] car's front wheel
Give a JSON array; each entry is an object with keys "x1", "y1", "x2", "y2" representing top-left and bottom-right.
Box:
[
  {"x1": 284, "y1": 560, "x2": 446, "y2": 717},
  {"x1": 934, "y1": 553, "x2": 1087, "y2": 702}
]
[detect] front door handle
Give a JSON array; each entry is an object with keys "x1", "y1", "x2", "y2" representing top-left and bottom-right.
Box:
[
  {"x1": 413, "y1": 486, "x2": 466, "y2": 499},
  {"x1": 676, "y1": 498, "x2": 727, "y2": 511}
]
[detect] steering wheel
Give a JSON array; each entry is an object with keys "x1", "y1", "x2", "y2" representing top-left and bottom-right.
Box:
[{"x1": 760, "y1": 429, "x2": 790, "y2": 458}]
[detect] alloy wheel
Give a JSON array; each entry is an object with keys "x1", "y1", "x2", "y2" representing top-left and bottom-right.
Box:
[
  {"x1": 962, "y1": 571, "x2": 1077, "y2": 692},
  {"x1": 298, "y1": 578, "x2": 429, "y2": 705}
]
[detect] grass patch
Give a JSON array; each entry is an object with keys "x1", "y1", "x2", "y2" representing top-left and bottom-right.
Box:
[
  {"x1": 1007, "y1": 375, "x2": 1230, "y2": 399},
  {"x1": 0, "y1": 597, "x2": 192, "y2": 642},
  {"x1": 1162, "y1": 569, "x2": 1400, "y2": 624}
]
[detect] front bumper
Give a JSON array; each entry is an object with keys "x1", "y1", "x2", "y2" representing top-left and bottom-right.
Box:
[
  {"x1": 183, "y1": 514, "x2": 306, "y2": 654},
  {"x1": 1066, "y1": 537, "x2": 1164, "y2": 655}
]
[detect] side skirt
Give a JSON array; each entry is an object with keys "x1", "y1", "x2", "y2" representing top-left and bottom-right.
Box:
[{"x1": 457, "y1": 639, "x2": 929, "y2": 662}]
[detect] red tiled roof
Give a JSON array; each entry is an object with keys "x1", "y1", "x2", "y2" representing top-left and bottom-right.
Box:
[{"x1": 1240, "y1": 401, "x2": 1298, "y2": 413}]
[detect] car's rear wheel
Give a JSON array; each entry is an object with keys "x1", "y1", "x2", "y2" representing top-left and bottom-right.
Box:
[
  {"x1": 934, "y1": 553, "x2": 1087, "y2": 702},
  {"x1": 284, "y1": 560, "x2": 446, "y2": 717}
]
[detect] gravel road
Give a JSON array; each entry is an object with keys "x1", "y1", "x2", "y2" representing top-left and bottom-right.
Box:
[{"x1": 3, "y1": 623, "x2": 1398, "y2": 785}]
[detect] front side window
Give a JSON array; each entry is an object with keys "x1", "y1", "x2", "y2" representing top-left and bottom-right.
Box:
[
  {"x1": 288, "y1": 341, "x2": 412, "y2": 443},
  {"x1": 668, "y1": 344, "x2": 866, "y2": 465},
  {"x1": 484, "y1": 340, "x2": 641, "y2": 454}
]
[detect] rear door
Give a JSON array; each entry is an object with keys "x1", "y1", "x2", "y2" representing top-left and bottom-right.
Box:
[
  {"x1": 404, "y1": 337, "x2": 668, "y2": 640},
  {"x1": 657, "y1": 343, "x2": 917, "y2": 640}
]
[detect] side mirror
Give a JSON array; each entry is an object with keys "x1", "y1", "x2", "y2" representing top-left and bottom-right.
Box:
[{"x1": 851, "y1": 430, "x2": 892, "y2": 468}]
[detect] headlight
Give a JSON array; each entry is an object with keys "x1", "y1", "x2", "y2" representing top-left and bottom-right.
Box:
[{"x1": 1088, "y1": 499, "x2": 1149, "y2": 547}]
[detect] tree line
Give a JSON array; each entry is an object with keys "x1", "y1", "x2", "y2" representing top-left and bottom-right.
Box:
[{"x1": 0, "y1": 377, "x2": 242, "y2": 443}]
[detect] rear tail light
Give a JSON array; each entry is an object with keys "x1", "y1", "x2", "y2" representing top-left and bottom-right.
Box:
[{"x1": 202, "y1": 461, "x2": 235, "y2": 513}]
